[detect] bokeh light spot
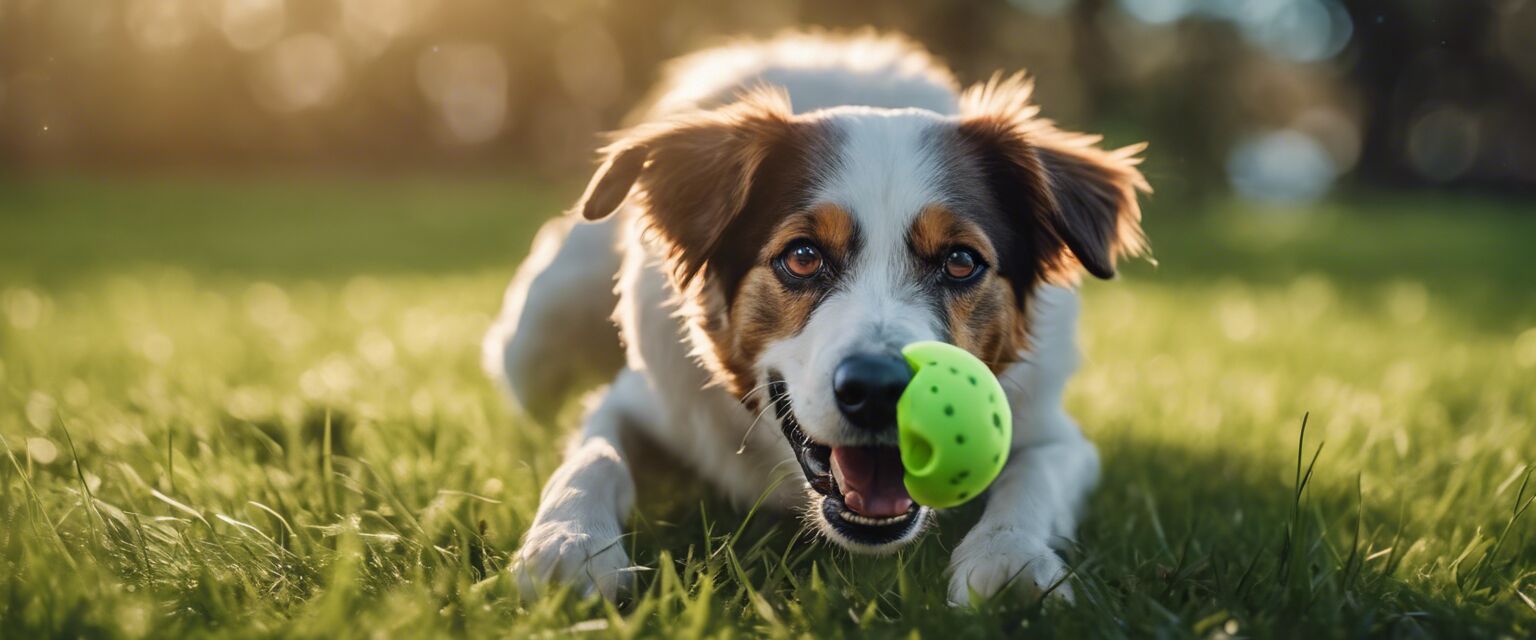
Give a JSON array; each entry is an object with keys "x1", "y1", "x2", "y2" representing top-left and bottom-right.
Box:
[
  {"x1": 1240, "y1": 0, "x2": 1352, "y2": 62},
  {"x1": 1216, "y1": 292, "x2": 1259, "y2": 342},
  {"x1": 139, "y1": 332, "x2": 175, "y2": 364},
  {"x1": 1226, "y1": 129, "x2": 1337, "y2": 203},
  {"x1": 4, "y1": 288, "x2": 45, "y2": 329},
  {"x1": 252, "y1": 33, "x2": 346, "y2": 113},
  {"x1": 1287, "y1": 274, "x2": 1336, "y2": 325},
  {"x1": 25, "y1": 392, "x2": 55, "y2": 430},
  {"x1": 1515, "y1": 328, "x2": 1536, "y2": 369},
  {"x1": 1384, "y1": 281, "x2": 1429, "y2": 325},
  {"x1": 1117, "y1": 0, "x2": 1192, "y2": 25},
  {"x1": 1407, "y1": 104, "x2": 1481, "y2": 183},
  {"x1": 127, "y1": 0, "x2": 196, "y2": 51},
  {"x1": 219, "y1": 0, "x2": 286, "y2": 52},
  {"x1": 27, "y1": 437, "x2": 59, "y2": 465},
  {"x1": 340, "y1": 0, "x2": 425, "y2": 58},
  {"x1": 416, "y1": 43, "x2": 510, "y2": 145},
  {"x1": 244, "y1": 282, "x2": 290, "y2": 328}
]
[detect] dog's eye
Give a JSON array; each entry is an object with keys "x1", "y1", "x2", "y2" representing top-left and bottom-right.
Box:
[
  {"x1": 779, "y1": 242, "x2": 824, "y2": 279},
  {"x1": 943, "y1": 248, "x2": 983, "y2": 282}
]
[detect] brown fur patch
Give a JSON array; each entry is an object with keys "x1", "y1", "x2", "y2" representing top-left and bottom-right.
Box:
[
  {"x1": 907, "y1": 206, "x2": 1028, "y2": 372},
  {"x1": 908, "y1": 204, "x2": 996, "y2": 264},
  {"x1": 715, "y1": 204, "x2": 857, "y2": 397}
]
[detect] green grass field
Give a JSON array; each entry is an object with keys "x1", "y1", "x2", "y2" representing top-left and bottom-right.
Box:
[{"x1": 2, "y1": 177, "x2": 1533, "y2": 638}]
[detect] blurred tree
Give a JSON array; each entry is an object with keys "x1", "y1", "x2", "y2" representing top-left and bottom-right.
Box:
[
  {"x1": 0, "y1": 0, "x2": 1531, "y2": 195},
  {"x1": 1341, "y1": 0, "x2": 1536, "y2": 189}
]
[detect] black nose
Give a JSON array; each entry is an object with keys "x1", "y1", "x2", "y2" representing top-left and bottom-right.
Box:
[{"x1": 833, "y1": 353, "x2": 913, "y2": 431}]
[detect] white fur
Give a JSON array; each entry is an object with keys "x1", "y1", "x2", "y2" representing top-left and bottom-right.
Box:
[
  {"x1": 488, "y1": 33, "x2": 1101, "y2": 606},
  {"x1": 481, "y1": 214, "x2": 624, "y2": 424},
  {"x1": 647, "y1": 31, "x2": 960, "y2": 116},
  {"x1": 761, "y1": 107, "x2": 955, "y2": 450}
]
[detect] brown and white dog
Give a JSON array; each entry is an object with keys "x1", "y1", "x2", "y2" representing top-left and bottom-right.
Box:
[{"x1": 484, "y1": 32, "x2": 1148, "y2": 604}]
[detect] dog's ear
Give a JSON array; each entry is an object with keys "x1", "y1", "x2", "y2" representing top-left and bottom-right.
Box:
[
  {"x1": 957, "y1": 74, "x2": 1150, "y2": 281},
  {"x1": 576, "y1": 88, "x2": 796, "y2": 284}
]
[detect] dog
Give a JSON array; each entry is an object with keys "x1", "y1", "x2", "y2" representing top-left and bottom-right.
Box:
[{"x1": 484, "y1": 31, "x2": 1148, "y2": 605}]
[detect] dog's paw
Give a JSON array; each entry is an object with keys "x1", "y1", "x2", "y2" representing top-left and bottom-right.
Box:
[
  {"x1": 947, "y1": 526, "x2": 1074, "y2": 606},
  {"x1": 511, "y1": 519, "x2": 633, "y2": 601}
]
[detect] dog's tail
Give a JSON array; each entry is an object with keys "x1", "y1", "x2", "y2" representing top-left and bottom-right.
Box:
[{"x1": 482, "y1": 213, "x2": 626, "y2": 424}]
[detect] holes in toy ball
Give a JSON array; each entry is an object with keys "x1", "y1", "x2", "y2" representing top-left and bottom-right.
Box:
[
  {"x1": 943, "y1": 404, "x2": 954, "y2": 417},
  {"x1": 968, "y1": 376, "x2": 977, "y2": 386},
  {"x1": 901, "y1": 430, "x2": 936, "y2": 475},
  {"x1": 957, "y1": 491, "x2": 969, "y2": 500},
  {"x1": 930, "y1": 386, "x2": 938, "y2": 394},
  {"x1": 992, "y1": 413, "x2": 1002, "y2": 430},
  {"x1": 955, "y1": 435, "x2": 965, "y2": 445},
  {"x1": 949, "y1": 367, "x2": 958, "y2": 375}
]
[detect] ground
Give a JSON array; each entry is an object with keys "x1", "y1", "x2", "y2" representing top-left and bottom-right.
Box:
[{"x1": 1, "y1": 176, "x2": 1532, "y2": 638}]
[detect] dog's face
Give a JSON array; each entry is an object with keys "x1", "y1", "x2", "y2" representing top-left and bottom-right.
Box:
[{"x1": 580, "y1": 78, "x2": 1147, "y2": 552}]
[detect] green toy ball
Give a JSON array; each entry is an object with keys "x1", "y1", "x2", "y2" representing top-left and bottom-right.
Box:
[{"x1": 896, "y1": 341, "x2": 1011, "y2": 508}]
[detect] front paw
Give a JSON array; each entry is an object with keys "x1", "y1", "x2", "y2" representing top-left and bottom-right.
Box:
[
  {"x1": 947, "y1": 527, "x2": 1074, "y2": 606},
  {"x1": 511, "y1": 519, "x2": 633, "y2": 601}
]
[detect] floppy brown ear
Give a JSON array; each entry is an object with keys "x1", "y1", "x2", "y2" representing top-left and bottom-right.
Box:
[
  {"x1": 578, "y1": 143, "x2": 650, "y2": 221},
  {"x1": 1032, "y1": 136, "x2": 1150, "y2": 279},
  {"x1": 574, "y1": 89, "x2": 797, "y2": 284},
  {"x1": 958, "y1": 74, "x2": 1150, "y2": 281}
]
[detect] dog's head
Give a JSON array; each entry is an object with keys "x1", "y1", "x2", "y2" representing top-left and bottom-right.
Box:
[{"x1": 579, "y1": 76, "x2": 1148, "y2": 552}]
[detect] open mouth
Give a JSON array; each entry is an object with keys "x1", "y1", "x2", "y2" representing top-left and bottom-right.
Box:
[{"x1": 768, "y1": 373, "x2": 924, "y2": 547}]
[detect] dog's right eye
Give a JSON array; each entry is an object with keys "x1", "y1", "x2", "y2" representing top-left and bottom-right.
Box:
[{"x1": 777, "y1": 241, "x2": 824, "y2": 279}]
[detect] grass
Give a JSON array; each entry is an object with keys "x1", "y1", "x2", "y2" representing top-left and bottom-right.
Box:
[{"x1": 1, "y1": 176, "x2": 1533, "y2": 638}]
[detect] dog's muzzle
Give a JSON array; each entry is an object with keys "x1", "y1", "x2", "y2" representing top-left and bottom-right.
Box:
[{"x1": 769, "y1": 371, "x2": 927, "y2": 549}]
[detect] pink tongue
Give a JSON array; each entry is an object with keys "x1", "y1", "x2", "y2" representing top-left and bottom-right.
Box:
[{"x1": 831, "y1": 446, "x2": 914, "y2": 517}]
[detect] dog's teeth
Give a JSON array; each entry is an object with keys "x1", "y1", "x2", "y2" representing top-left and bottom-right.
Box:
[
  {"x1": 837, "y1": 509, "x2": 911, "y2": 527},
  {"x1": 831, "y1": 452, "x2": 847, "y2": 490}
]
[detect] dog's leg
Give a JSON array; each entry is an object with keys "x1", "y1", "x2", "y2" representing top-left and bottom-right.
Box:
[
  {"x1": 946, "y1": 416, "x2": 1100, "y2": 605},
  {"x1": 511, "y1": 368, "x2": 653, "y2": 600},
  {"x1": 483, "y1": 214, "x2": 626, "y2": 424}
]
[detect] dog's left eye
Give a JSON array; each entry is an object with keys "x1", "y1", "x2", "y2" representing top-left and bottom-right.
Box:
[
  {"x1": 943, "y1": 248, "x2": 984, "y2": 282},
  {"x1": 778, "y1": 241, "x2": 825, "y2": 279}
]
